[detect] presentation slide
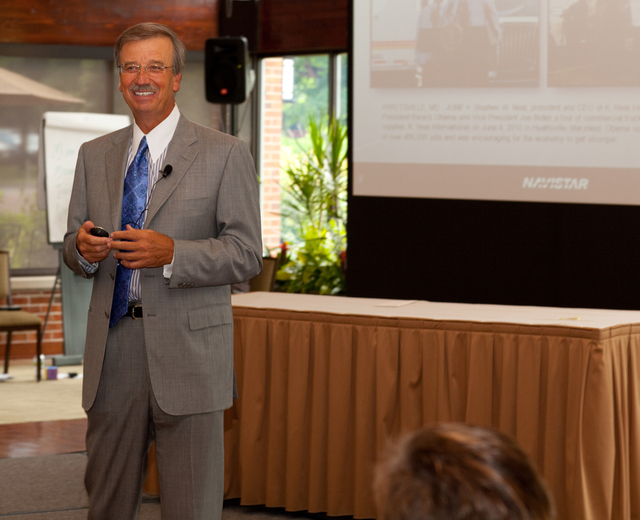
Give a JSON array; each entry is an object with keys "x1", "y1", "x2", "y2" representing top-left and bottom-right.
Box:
[{"x1": 352, "y1": 0, "x2": 640, "y2": 205}]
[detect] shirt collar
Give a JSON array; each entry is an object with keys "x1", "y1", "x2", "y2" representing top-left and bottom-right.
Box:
[{"x1": 131, "y1": 104, "x2": 181, "y2": 162}]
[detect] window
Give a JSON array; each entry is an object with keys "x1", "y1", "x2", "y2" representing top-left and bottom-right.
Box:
[
  {"x1": 0, "y1": 46, "x2": 215, "y2": 274},
  {"x1": 0, "y1": 43, "x2": 347, "y2": 274},
  {"x1": 258, "y1": 53, "x2": 348, "y2": 254},
  {"x1": 0, "y1": 54, "x2": 111, "y2": 273}
]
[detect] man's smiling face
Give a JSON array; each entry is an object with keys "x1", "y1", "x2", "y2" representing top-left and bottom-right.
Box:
[{"x1": 118, "y1": 36, "x2": 181, "y2": 133}]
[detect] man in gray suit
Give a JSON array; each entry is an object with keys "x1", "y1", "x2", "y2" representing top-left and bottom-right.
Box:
[{"x1": 63, "y1": 22, "x2": 262, "y2": 520}]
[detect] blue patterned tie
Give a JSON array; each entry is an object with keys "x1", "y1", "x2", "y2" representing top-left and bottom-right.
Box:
[{"x1": 109, "y1": 137, "x2": 149, "y2": 328}]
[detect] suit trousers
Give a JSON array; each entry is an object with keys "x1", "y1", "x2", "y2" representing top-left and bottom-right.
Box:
[{"x1": 85, "y1": 315, "x2": 224, "y2": 520}]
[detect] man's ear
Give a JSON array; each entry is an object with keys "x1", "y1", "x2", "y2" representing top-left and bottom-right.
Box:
[{"x1": 173, "y1": 72, "x2": 182, "y2": 93}]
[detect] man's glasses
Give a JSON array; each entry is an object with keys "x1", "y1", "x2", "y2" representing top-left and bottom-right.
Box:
[{"x1": 118, "y1": 63, "x2": 175, "y2": 76}]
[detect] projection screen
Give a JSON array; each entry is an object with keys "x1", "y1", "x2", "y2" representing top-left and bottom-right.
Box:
[{"x1": 352, "y1": 0, "x2": 640, "y2": 205}]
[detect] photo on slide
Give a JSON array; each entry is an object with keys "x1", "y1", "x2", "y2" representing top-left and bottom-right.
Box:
[
  {"x1": 370, "y1": 0, "x2": 540, "y2": 88},
  {"x1": 548, "y1": 0, "x2": 640, "y2": 87}
]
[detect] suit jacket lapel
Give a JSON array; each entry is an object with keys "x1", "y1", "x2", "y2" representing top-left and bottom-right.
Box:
[
  {"x1": 105, "y1": 127, "x2": 133, "y2": 232},
  {"x1": 145, "y1": 115, "x2": 198, "y2": 226}
]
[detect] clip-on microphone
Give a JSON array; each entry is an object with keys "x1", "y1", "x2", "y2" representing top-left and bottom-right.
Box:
[
  {"x1": 129, "y1": 164, "x2": 173, "y2": 229},
  {"x1": 92, "y1": 165, "x2": 174, "y2": 237}
]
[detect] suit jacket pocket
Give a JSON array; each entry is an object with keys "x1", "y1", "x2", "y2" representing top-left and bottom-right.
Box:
[{"x1": 188, "y1": 303, "x2": 233, "y2": 331}]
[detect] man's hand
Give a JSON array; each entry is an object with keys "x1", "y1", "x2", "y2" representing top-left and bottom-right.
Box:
[
  {"x1": 109, "y1": 225, "x2": 174, "y2": 269},
  {"x1": 77, "y1": 221, "x2": 111, "y2": 264}
]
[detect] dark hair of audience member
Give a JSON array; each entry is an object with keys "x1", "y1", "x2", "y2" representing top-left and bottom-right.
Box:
[{"x1": 374, "y1": 423, "x2": 555, "y2": 520}]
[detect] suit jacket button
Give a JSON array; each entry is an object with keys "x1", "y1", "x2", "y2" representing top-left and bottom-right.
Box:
[
  {"x1": 105, "y1": 311, "x2": 109, "y2": 318},
  {"x1": 110, "y1": 273, "x2": 115, "y2": 280}
]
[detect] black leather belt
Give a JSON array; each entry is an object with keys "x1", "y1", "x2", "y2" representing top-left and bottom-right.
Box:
[{"x1": 125, "y1": 304, "x2": 143, "y2": 319}]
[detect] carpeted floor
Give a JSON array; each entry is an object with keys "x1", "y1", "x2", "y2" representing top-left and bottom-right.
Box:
[
  {"x1": 0, "y1": 452, "x2": 331, "y2": 520},
  {"x1": 0, "y1": 362, "x2": 343, "y2": 520},
  {"x1": 2, "y1": 505, "x2": 162, "y2": 519},
  {"x1": 0, "y1": 453, "x2": 89, "y2": 515}
]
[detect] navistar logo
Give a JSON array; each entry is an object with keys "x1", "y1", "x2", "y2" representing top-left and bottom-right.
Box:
[{"x1": 522, "y1": 177, "x2": 589, "y2": 190}]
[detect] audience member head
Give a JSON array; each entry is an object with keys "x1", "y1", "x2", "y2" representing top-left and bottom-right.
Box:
[{"x1": 374, "y1": 423, "x2": 555, "y2": 520}]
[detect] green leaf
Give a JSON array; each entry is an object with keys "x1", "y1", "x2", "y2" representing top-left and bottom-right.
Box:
[{"x1": 276, "y1": 116, "x2": 348, "y2": 295}]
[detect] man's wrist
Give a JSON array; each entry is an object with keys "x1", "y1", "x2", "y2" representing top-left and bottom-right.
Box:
[{"x1": 76, "y1": 247, "x2": 99, "y2": 273}]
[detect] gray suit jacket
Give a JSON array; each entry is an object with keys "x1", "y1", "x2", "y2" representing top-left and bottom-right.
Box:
[{"x1": 62, "y1": 115, "x2": 262, "y2": 415}]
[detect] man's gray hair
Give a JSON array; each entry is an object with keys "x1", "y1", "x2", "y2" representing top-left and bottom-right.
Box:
[{"x1": 114, "y1": 22, "x2": 186, "y2": 75}]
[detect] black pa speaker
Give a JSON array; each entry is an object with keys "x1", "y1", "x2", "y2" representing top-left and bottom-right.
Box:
[{"x1": 205, "y1": 37, "x2": 253, "y2": 104}]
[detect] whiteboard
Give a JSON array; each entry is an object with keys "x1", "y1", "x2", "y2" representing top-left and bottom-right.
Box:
[{"x1": 42, "y1": 112, "x2": 130, "y2": 244}]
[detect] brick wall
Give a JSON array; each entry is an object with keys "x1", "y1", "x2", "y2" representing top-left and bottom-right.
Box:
[
  {"x1": 261, "y1": 58, "x2": 283, "y2": 253},
  {"x1": 1, "y1": 287, "x2": 64, "y2": 361}
]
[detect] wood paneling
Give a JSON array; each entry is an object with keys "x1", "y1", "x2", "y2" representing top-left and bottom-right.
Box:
[
  {"x1": 259, "y1": 0, "x2": 348, "y2": 55},
  {"x1": 0, "y1": 0, "x2": 348, "y2": 55},
  {"x1": 0, "y1": 0, "x2": 219, "y2": 50}
]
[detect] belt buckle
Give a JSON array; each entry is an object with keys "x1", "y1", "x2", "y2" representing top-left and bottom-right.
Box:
[{"x1": 131, "y1": 305, "x2": 143, "y2": 319}]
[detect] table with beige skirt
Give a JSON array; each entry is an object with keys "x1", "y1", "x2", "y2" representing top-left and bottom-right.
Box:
[{"x1": 147, "y1": 292, "x2": 640, "y2": 520}]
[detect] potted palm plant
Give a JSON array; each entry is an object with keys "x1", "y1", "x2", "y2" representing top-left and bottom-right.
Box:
[{"x1": 276, "y1": 116, "x2": 347, "y2": 295}]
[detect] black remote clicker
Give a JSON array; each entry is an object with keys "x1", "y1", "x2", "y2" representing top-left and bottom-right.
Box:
[{"x1": 89, "y1": 226, "x2": 109, "y2": 238}]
